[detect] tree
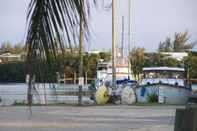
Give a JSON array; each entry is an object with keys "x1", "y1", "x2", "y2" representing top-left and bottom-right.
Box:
[
  {"x1": 144, "y1": 53, "x2": 180, "y2": 67},
  {"x1": 130, "y1": 47, "x2": 145, "y2": 80},
  {"x1": 0, "y1": 62, "x2": 26, "y2": 83},
  {"x1": 173, "y1": 32, "x2": 195, "y2": 52},
  {"x1": 130, "y1": 50, "x2": 180, "y2": 80},
  {"x1": 158, "y1": 37, "x2": 172, "y2": 52},
  {"x1": 99, "y1": 52, "x2": 111, "y2": 61},
  {"x1": 184, "y1": 52, "x2": 197, "y2": 79},
  {"x1": 25, "y1": 0, "x2": 96, "y2": 106},
  {"x1": 158, "y1": 32, "x2": 196, "y2": 52},
  {"x1": 144, "y1": 53, "x2": 165, "y2": 67}
]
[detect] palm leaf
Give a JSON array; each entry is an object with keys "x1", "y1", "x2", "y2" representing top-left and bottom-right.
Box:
[
  {"x1": 25, "y1": 0, "x2": 96, "y2": 78},
  {"x1": 25, "y1": 0, "x2": 96, "y2": 105}
]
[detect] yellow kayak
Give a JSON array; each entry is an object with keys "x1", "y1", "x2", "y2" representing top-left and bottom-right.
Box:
[{"x1": 95, "y1": 85, "x2": 109, "y2": 104}]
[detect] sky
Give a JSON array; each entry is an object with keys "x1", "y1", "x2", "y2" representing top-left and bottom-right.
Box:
[{"x1": 0, "y1": 0, "x2": 197, "y2": 52}]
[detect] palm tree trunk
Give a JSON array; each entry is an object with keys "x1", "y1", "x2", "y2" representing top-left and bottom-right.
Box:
[
  {"x1": 78, "y1": 0, "x2": 85, "y2": 105},
  {"x1": 27, "y1": 74, "x2": 34, "y2": 114}
]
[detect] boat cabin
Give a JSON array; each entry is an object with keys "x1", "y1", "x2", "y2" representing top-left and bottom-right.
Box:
[
  {"x1": 136, "y1": 67, "x2": 191, "y2": 104},
  {"x1": 141, "y1": 67, "x2": 186, "y2": 87}
]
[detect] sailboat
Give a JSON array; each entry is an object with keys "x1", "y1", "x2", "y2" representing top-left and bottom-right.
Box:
[{"x1": 95, "y1": 0, "x2": 137, "y2": 104}]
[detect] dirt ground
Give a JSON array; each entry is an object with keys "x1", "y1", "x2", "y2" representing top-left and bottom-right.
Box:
[{"x1": 0, "y1": 105, "x2": 183, "y2": 131}]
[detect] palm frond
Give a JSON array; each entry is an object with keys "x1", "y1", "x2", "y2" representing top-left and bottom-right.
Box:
[{"x1": 25, "y1": 0, "x2": 96, "y2": 81}]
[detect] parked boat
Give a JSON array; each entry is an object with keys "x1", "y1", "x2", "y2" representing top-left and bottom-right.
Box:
[
  {"x1": 94, "y1": 0, "x2": 137, "y2": 105},
  {"x1": 94, "y1": 58, "x2": 137, "y2": 104},
  {"x1": 136, "y1": 67, "x2": 191, "y2": 104},
  {"x1": 96, "y1": 59, "x2": 134, "y2": 88}
]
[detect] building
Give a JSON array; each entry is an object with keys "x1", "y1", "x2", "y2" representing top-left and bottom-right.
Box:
[
  {"x1": 0, "y1": 53, "x2": 24, "y2": 63},
  {"x1": 161, "y1": 52, "x2": 188, "y2": 61}
]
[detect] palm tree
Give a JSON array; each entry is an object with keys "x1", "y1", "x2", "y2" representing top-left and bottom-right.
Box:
[
  {"x1": 158, "y1": 32, "x2": 196, "y2": 52},
  {"x1": 173, "y1": 32, "x2": 195, "y2": 52},
  {"x1": 25, "y1": 0, "x2": 96, "y2": 106}
]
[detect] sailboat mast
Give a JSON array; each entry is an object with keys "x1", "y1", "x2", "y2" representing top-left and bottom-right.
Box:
[
  {"x1": 112, "y1": 0, "x2": 116, "y2": 89},
  {"x1": 78, "y1": 0, "x2": 84, "y2": 105},
  {"x1": 121, "y1": 16, "x2": 125, "y2": 58},
  {"x1": 127, "y1": 0, "x2": 131, "y2": 79},
  {"x1": 128, "y1": 0, "x2": 131, "y2": 53}
]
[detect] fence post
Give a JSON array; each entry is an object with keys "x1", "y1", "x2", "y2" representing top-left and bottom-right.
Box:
[{"x1": 74, "y1": 72, "x2": 76, "y2": 84}]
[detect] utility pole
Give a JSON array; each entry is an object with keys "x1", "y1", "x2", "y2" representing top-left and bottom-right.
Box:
[
  {"x1": 112, "y1": 0, "x2": 116, "y2": 90},
  {"x1": 78, "y1": 0, "x2": 84, "y2": 105}
]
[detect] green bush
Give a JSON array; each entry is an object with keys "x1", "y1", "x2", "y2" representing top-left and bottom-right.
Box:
[
  {"x1": 0, "y1": 62, "x2": 26, "y2": 83},
  {"x1": 147, "y1": 93, "x2": 158, "y2": 103}
]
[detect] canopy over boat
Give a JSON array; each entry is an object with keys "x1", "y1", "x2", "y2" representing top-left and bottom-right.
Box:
[
  {"x1": 143, "y1": 67, "x2": 185, "y2": 72},
  {"x1": 141, "y1": 66, "x2": 186, "y2": 86}
]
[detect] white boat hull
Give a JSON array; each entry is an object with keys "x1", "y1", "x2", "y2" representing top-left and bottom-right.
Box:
[
  {"x1": 136, "y1": 84, "x2": 191, "y2": 105},
  {"x1": 121, "y1": 86, "x2": 136, "y2": 104}
]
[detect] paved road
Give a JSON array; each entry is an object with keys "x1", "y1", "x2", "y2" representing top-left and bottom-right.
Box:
[{"x1": 0, "y1": 106, "x2": 182, "y2": 131}]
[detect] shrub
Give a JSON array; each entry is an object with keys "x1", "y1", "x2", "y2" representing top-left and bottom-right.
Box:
[{"x1": 147, "y1": 93, "x2": 158, "y2": 103}]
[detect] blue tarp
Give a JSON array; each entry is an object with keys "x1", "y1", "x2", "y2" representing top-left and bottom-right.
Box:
[
  {"x1": 141, "y1": 87, "x2": 146, "y2": 97},
  {"x1": 116, "y1": 79, "x2": 137, "y2": 85}
]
